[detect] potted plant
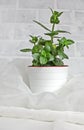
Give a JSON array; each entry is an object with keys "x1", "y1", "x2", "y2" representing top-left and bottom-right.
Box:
[{"x1": 20, "y1": 8, "x2": 74, "y2": 93}]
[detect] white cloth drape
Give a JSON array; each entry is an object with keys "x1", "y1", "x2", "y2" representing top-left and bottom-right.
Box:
[{"x1": 0, "y1": 59, "x2": 84, "y2": 129}]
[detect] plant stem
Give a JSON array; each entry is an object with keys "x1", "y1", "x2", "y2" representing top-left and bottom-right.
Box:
[{"x1": 51, "y1": 23, "x2": 55, "y2": 43}]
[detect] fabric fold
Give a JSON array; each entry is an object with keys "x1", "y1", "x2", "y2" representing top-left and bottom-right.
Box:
[{"x1": 0, "y1": 106, "x2": 84, "y2": 125}]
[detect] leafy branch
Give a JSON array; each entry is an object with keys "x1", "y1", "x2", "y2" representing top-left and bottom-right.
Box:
[{"x1": 20, "y1": 8, "x2": 74, "y2": 66}]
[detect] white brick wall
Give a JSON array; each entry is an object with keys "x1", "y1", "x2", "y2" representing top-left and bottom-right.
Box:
[
  {"x1": 19, "y1": 0, "x2": 54, "y2": 9},
  {"x1": 0, "y1": 0, "x2": 84, "y2": 73}
]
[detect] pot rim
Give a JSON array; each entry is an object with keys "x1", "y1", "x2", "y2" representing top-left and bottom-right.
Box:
[{"x1": 28, "y1": 65, "x2": 68, "y2": 67}]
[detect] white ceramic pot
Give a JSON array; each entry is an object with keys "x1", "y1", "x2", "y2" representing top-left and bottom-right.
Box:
[{"x1": 28, "y1": 66, "x2": 68, "y2": 93}]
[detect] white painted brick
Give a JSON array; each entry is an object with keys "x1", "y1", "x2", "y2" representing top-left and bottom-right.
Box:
[
  {"x1": 0, "y1": 9, "x2": 16, "y2": 23},
  {"x1": 76, "y1": 42, "x2": 84, "y2": 57},
  {"x1": 16, "y1": 41, "x2": 32, "y2": 56},
  {"x1": 57, "y1": 25, "x2": 71, "y2": 32},
  {"x1": 76, "y1": 26, "x2": 84, "y2": 34},
  {"x1": 14, "y1": 23, "x2": 49, "y2": 40},
  {"x1": 0, "y1": 24, "x2": 14, "y2": 39},
  {"x1": 69, "y1": 25, "x2": 84, "y2": 41},
  {"x1": 71, "y1": 26, "x2": 84, "y2": 35},
  {"x1": 31, "y1": 24, "x2": 52, "y2": 41},
  {"x1": 0, "y1": 0, "x2": 17, "y2": 8},
  {"x1": 0, "y1": 40, "x2": 32, "y2": 56},
  {"x1": 38, "y1": 9, "x2": 51, "y2": 24},
  {"x1": 75, "y1": 12, "x2": 84, "y2": 26},
  {"x1": 14, "y1": 24, "x2": 31, "y2": 40},
  {"x1": 71, "y1": 26, "x2": 78, "y2": 34},
  {"x1": 16, "y1": 9, "x2": 38, "y2": 23},
  {"x1": 57, "y1": 0, "x2": 84, "y2": 10},
  {"x1": 65, "y1": 44, "x2": 75, "y2": 57},
  {"x1": 56, "y1": 25, "x2": 72, "y2": 38},
  {"x1": 71, "y1": 35, "x2": 84, "y2": 41},
  {"x1": 66, "y1": 58, "x2": 84, "y2": 76},
  {"x1": 19, "y1": 0, "x2": 54, "y2": 9},
  {"x1": 0, "y1": 41, "x2": 18, "y2": 55},
  {"x1": 0, "y1": 10, "x2": 2, "y2": 22},
  {"x1": 60, "y1": 11, "x2": 72, "y2": 25}
]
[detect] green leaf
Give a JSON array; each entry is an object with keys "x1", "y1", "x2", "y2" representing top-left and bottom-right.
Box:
[
  {"x1": 55, "y1": 30, "x2": 71, "y2": 34},
  {"x1": 45, "y1": 31, "x2": 57, "y2": 36},
  {"x1": 50, "y1": 11, "x2": 63, "y2": 24},
  {"x1": 48, "y1": 54, "x2": 54, "y2": 61},
  {"x1": 53, "y1": 58, "x2": 64, "y2": 66},
  {"x1": 40, "y1": 56, "x2": 47, "y2": 65},
  {"x1": 32, "y1": 45, "x2": 42, "y2": 53},
  {"x1": 29, "y1": 35, "x2": 38, "y2": 44},
  {"x1": 49, "y1": 7, "x2": 53, "y2": 14},
  {"x1": 58, "y1": 37, "x2": 74, "y2": 48},
  {"x1": 44, "y1": 44, "x2": 51, "y2": 52},
  {"x1": 20, "y1": 48, "x2": 32, "y2": 52},
  {"x1": 50, "y1": 16, "x2": 60, "y2": 24},
  {"x1": 32, "y1": 60, "x2": 40, "y2": 66},
  {"x1": 33, "y1": 20, "x2": 51, "y2": 32},
  {"x1": 41, "y1": 50, "x2": 46, "y2": 57},
  {"x1": 58, "y1": 50, "x2": 69, "y2": 60},
  {"x1": 51, "y1": 44, "x2": 57, "y2": 56},
  {"x1": 58, "y1": 12, "x2": 63, "y2": 17},
  {"x1": 32, "y1": 53, "x2": 39, "y2": 60},
  {"x1": 45, "y1": 30, "x2": 70, "y2": 37},
  {"x1": 53, "y1": 11, "x2": 59, "y2": 16},
  {"x1": 38, "y1": 38, "x2": 46, "y2": 45},
  {"x1": 66, "y1": 39, "x2": 74, "y2": 45}
]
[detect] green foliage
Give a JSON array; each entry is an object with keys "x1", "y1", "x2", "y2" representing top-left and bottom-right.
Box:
[{"x1": 20, "y1": 8, "x2": 74, "y2": 66}]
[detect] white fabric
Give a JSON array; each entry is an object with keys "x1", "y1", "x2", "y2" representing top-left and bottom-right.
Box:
[
  {"x1": 23, "y1": 74, "x2": 84, "y2": 111},
  {"x1": 1, "y1": 59, "x2": 84, "y2": 111},
  {"x1": 0, "y1": 59, "x2": 84, "y2": 129},
  {"x1": 0, "y1": 59, "x2": 29, "y2": 95},
  {"x1": 0, "y1": 106, "x2": 84, "y2": 129},
  {"x1": 0, "y1": 117, "x2": 53, "y2": 130},
  {"x1": 0, "y1": 59, "x2": 31, "y2": 107},
  {"x1": 0, "y1": 106, "x2": 84, "y2": 122}
]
